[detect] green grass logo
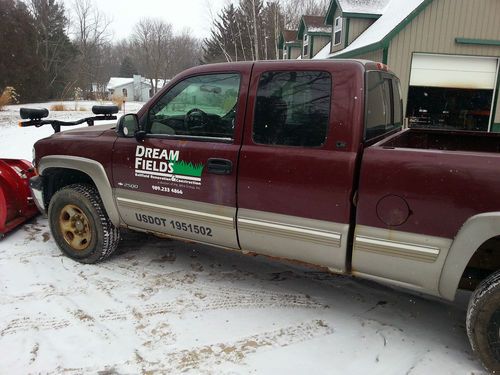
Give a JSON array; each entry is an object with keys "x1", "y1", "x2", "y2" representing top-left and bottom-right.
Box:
[{"x1": 170, "y1": 160, "x2": 204, "y2": 177}]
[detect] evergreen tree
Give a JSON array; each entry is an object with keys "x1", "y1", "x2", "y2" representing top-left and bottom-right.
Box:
[
  {"x1": 119, "y1": 56, "x2": 138, "y2": 77},
  {"x1": 29, "y1": 0, "x2": 75, "y2": 100}
]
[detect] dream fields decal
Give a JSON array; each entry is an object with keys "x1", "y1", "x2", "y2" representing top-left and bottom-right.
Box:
[{"x1": 134, "y1": 145, "x2": 203, "y2": 190}]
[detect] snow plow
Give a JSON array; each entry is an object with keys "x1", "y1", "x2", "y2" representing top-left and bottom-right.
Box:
[
  {"x1": 0, "y1": 158, "x2": 39, "y2": 237},
  {"x1": 0, "y1": 105, "x2": 120, "y2": 237}
]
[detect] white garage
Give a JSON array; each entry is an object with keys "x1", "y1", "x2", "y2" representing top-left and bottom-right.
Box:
[{"x1": 407, "y1": 53, "x2": 500, "y2": 131}]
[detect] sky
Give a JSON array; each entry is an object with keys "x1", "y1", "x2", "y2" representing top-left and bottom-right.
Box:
[{"x1": 62, "y1": 0, "x2": 231, "y2": 41}]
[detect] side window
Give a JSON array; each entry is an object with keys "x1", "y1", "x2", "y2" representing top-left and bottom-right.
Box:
[
  {"x1": 253, "y1": 71, "x2": 331, "y2": 148},
  {"x1": 365, "y1": 71, "x2": 402, "y2": 141},
  {"x1": 148, "y1": 73, "x2": 241, "y2": 139}
]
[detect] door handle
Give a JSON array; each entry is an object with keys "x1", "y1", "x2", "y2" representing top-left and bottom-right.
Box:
[{"x1": 207, "y1": 158, "x2": 233, "y2": 175}]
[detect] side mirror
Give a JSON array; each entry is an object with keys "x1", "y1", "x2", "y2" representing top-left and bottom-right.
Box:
[{"x1": 117, "y1": 113, "x2": 139, "y2": 138}]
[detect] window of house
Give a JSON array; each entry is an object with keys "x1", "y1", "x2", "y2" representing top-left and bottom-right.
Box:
[
  {"x1": 303, "y1": 34, "x2": 309, "y2": 57},
  {"x1": 365, "y1": 71, "x2": 402, "y2": 141},
  {"x1": 253, "y1": 71, "x2": 331, "y2": 147},
  {"x1": 148, "y1": 73, "x2": 241, "y2": 139},
  {"x1": 334, "y1": 17, "x2": 342, "y2": 45},
  {"x1": 122, "y1": 88, "x2": 128, "y2": 97}
]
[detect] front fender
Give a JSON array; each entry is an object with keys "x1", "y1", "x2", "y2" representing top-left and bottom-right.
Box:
[
  {"x1": 38, "y1": 155, "x2": 120, "y2": 226},
  {"x1": 439, "y1": 212, "x2": 500, "y2": 300}
]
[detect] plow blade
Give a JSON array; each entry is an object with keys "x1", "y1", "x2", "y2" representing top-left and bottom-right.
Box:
[{"x1": 0, "y1": 159, "x2": 39, "y2": 237}]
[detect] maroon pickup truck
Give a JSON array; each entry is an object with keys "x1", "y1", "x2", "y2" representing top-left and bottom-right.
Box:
[{"x1": 24, "y1": 60, "x2": 500, "y2": 371}]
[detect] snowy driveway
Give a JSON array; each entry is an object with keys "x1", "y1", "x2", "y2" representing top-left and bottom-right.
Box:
[
  {"x1": 0, "y1": 221, "x2": 485, "y2": 374},
  {"x1": 0, "y1": 103, "x2": 486, "y2": 374}
]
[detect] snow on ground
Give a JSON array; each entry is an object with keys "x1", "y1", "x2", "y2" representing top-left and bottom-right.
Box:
[{"x1": 0, "y1": 102, "x2": 486, "y2": 374}]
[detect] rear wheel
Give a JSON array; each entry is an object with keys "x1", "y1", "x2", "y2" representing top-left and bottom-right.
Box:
[
  {"x1": 467, "y1": 269, "x2": 500, "y2": 373},
  {"x1": 48, "y1": 184, "x2": 120, "y2": 263}
]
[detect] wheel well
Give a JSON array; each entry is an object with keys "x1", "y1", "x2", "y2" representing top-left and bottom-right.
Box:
[
  {"x1": 42, "y1": 168, "x2": 95, "y2": 209},
  {"x1": 459, "y1": 236, "x2": 500, "y2": 291}
]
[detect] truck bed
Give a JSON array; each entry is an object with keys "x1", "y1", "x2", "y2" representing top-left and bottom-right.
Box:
[{"x1": 380, "y1": 128, "x2": 500, "y2": 153}]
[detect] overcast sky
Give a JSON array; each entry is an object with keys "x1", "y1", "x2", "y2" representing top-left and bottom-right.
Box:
[{"x1": 62, "y1": 0, "x2": 231, "y2": 41}]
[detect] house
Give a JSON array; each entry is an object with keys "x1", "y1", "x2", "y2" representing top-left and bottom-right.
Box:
[
  {"x1": 317, "y1": 0, "x2": 500, "y2": 132},
  {"x1": 106, "y1": 75, "x2": 168, "y2": 102},
  {"x1": 278, "y1": 30, "x2": 301, "y2": 60},
  {"x1": 297, "y1": 16, "x2": 332, "y2": 59}
]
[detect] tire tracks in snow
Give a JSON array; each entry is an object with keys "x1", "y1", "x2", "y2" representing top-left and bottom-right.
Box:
[{"x1": 45, "y1": 319, "x2": 334, "y2": 374}]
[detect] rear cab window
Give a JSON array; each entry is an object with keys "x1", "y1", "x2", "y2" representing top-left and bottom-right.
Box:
[
  {"x1": 365, "y1": 71, "x2": 403, "y2": 142},
  {"x1": 252, "y1": 71, "x2": 332, "y2": 148}
]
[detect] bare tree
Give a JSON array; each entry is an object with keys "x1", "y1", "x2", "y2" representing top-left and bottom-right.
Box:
[
  {"x1": 282, "y1": 0, "x2": 329, "y2": 28},
  {"x1": 130, "y1": 18, "x2": 173, "y2": 94},
  {"x1": 71, "y1": 0, "x2": 111, "y2": 97}
]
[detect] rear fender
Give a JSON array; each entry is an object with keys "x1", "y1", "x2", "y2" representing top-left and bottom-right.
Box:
[
  {"x1": 38, "y1": 156, "x2": 120, "y2": 226},
  {"x1": 439, "y1": 212, "x2": 500, "y2": 300}
]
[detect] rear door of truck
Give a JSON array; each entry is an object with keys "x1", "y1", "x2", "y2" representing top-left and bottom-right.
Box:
[
  {"x1": 112, "y1": 63, "x2": 252, "y2": 249},
  {"x1": 236, "y1": 61, "x2": 365, "y2": 272}
]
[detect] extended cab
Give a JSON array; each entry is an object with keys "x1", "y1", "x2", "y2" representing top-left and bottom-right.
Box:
[{"x1": 27, "y1": 60, "x2": 500, "y2": 371}]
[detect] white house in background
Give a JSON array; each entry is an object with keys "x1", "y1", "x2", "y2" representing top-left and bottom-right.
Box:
[{"x1": 106, "y1": 75, "x2": 169, "y2": 102}]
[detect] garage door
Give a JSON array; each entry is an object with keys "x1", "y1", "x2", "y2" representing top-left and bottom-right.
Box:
[{"x1": 410, "y1": 54, "x2": 498, "y2": 89}]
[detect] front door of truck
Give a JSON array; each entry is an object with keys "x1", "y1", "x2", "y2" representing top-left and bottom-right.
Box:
[
  {"x1": 237, "y1": 64, "x2": 363, "y2": 272},
  {"x1": 113, "y1": 66, "x2": 251, "y2": 249}
]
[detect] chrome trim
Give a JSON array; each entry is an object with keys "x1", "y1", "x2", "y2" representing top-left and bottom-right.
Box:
[
  {"x1": 239, "y1": 217, "x2": 342, "y2": 247},
  {"x1": 355, "y1": 235, "x2": 440, "y2": 263},
  {"x1": 145, "y1": 134, "x2": 233, "y2": 143}
]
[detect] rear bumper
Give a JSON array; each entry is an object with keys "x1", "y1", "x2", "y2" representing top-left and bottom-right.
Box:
[{"x1": 29, "y1": 176, "x2": 46, "y2": 215}]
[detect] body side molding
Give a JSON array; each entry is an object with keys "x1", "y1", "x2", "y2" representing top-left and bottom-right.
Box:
[{"x1": 38, "y1": 155, "x2": 121, "y2": 226}]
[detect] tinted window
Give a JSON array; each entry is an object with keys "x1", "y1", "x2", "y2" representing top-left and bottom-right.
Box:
[
  {"x1": 365, "y1": 71, "x2": 402, "y2": 141},
  {"x1": 148, "y1": 73, "x2": 240, "y2": 139},
  {"x1": 253, "y1": 71, "x2": 331, "y2": 147}
]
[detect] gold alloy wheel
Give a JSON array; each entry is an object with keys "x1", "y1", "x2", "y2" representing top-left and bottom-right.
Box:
[{"x1": 59, "y1": 204, "x2": 92, "y2": 251}]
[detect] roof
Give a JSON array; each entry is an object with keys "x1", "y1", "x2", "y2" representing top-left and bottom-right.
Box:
[
  {"x1": 298, "y1": 16, "x2": 332, "y2": 38},
  {"x1": 325, "y1": 0, "x2": 391, "y2": 24},
  {"x1": 278, "y1": 30, "x2": 300, "y2": 48},
  {"x1": 337, "y1": 0, "x2": 391, "y2": 14},
  {"x1": 328, "y1": 0, "x2": 430, "y2": 58},
  {"x1": 107, "y1": 77, "x2": 135, "y2": 89},
  {"x1": 107, "y1": 77, "x2": 170, "y2": 90}
]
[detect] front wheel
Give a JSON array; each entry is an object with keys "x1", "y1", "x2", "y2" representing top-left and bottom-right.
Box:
[
  {"x1": 467, "y1": 269, "x2": 500, "y2": 373},
  {"x1": 48, "y1": 183, "x2": 120, "y2": 263}
]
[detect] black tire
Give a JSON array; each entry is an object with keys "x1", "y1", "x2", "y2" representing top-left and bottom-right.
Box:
[
  {"x1": 48, "y1": 183, "x2": 120, "y2": 263},
  {"x1": 467, "y1": 269, "x2": 500, "y2": 373}
]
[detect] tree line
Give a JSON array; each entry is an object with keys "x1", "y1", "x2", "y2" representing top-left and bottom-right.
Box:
[
  {"x1": 0, "y1": 0, "x2": 200, "y2": 103},
  {"x1": 203, "y1": 0, "x2": 328, "y2": 63},
  {"x1": 0, "y1": 0, "x2": 328, "y2": 104}
]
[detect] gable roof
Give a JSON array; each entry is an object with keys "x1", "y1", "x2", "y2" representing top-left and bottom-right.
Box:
[
  {"x1": 278, "y1": 30, "x2": 300, "y2": 48},
  {"x1": 329, "y1": 0, "x2": 431, "y2": 58},
  {"x1": 326, "y1": 0, "x2": 391, "y2": 24},
  {"x1": 298, "y1": 16, "x2": 332, "y2": 38}
]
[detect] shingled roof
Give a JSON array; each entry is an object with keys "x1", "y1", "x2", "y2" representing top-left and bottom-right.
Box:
[{"x1": 298, "y1": 16, "x2": 332, "y2": 38}]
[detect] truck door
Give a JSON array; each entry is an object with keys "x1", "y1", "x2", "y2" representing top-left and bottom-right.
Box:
[
  {"x1": 237, "y1": 64, "x2": 363, "y2": 273},
  {"x1": 112, "y1": 65, "x2": 251, "y2": 249}
]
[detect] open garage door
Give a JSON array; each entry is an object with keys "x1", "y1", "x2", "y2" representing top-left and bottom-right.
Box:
[{"x1": 407, "y1": 53, "x2": 499, "y2": 131}]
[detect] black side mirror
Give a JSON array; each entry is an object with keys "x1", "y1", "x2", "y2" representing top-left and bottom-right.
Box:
[{"x1": 117, "y1": 113, "x2": 139, "y2": 138}]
